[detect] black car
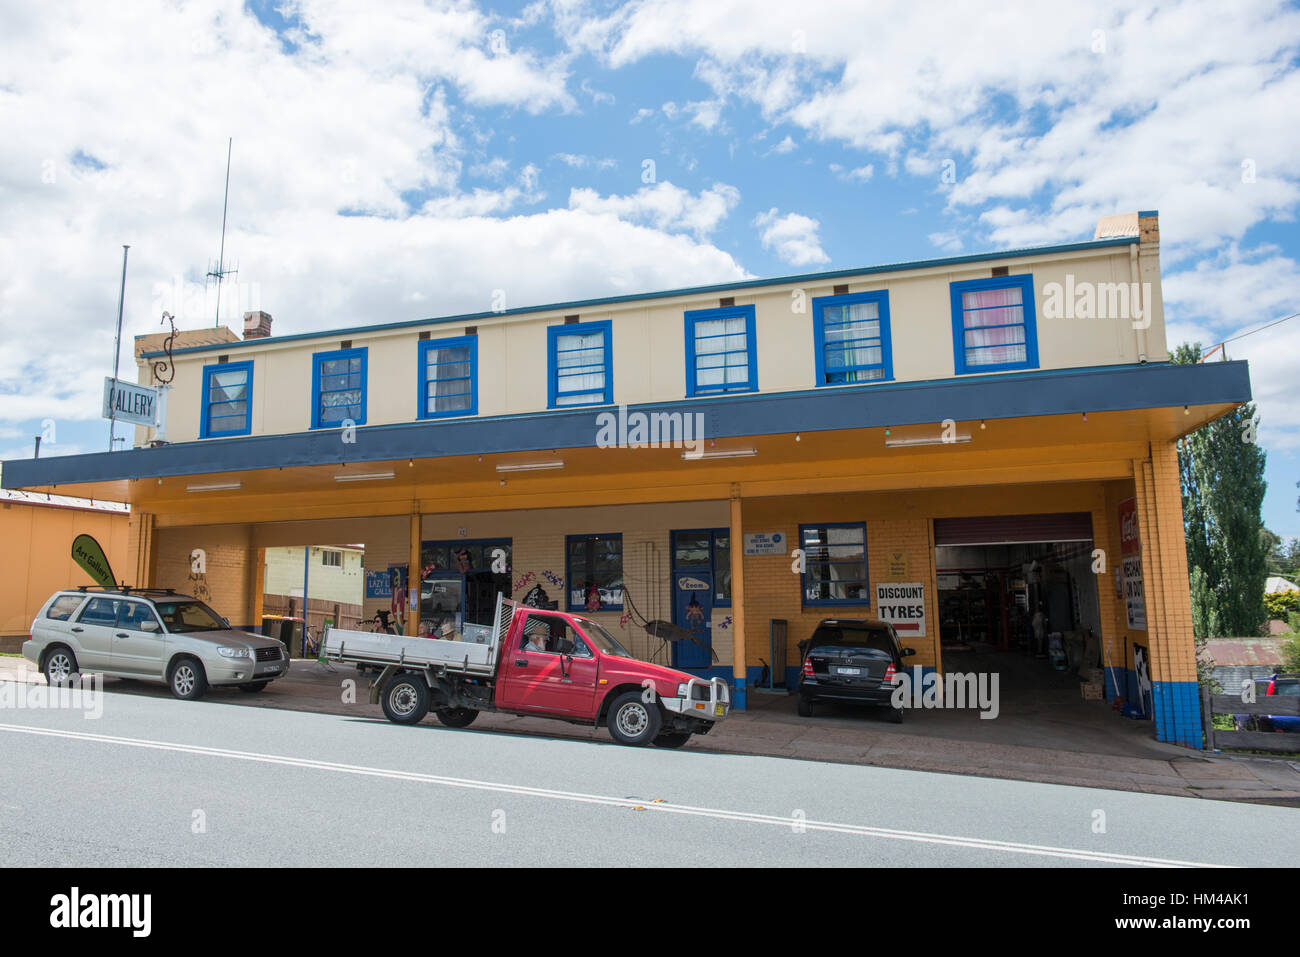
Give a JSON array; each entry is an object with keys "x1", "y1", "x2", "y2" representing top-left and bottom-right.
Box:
[{"x1": 797, "y1": 618, "x2": 916, "y2": 722}]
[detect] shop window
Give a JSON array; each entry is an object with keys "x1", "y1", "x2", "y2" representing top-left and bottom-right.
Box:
[
  {"x1": 200, "y1": 360, "x2": 253, "y2": 438},
  {"x1": 548, "y1": 320, "x2": 612, "y2": 408},
  {"x1": 684, "y1": 305, "x2": 757, "y2": 396},
  {"x1": 672, "y1": 528, "x2": 731, "y2": 605},
  {"x1": 949, "y1": 274, "x2": 1039, "y2": 374},
  {"x1": 312, "y1": 347, "x2": 367, "y2": 429},
  {"x1": 800, "y1": 523, "x2": 869, "y2": 606},
  {"x1": 812, "y1": 291, "x2": 892, "y2": 385},
  {"x1": 566, "y1": 533, "x2": 623, "y2": 611},
  {"x1": 419, "y1": 335, "x2": 477, "y2": 418}
]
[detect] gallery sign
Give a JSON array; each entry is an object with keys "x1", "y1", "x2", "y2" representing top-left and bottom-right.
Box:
[
  {"x1": 875, "y1": 582, "x2": 927, "y2": 637},
  {"x1": 102, "y1": 378, "x2": 160, "y2": 428}
]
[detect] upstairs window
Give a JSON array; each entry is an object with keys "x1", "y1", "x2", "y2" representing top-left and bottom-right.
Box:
[
  {"x1": 312, "y1": 347, "x2": 367, "y2": 429},
  {"x1": 419, "y1": 335, "x2": 477, "y2": 418},
  {"x1": 548, "y1": 321, "x2": 612, "y2": 407},
  {"x1": 200, "y1": 360, "x2": 253, "y2": 438},
  {"x1": 949, "y1": 274, "x2": 1038, "y2": 374},
  {"x1": 685, "y1": 305, "x2": 757, "y2": 396},
  {"x1": 813, "y1": 291, "x2": 892, "y2": 385}
]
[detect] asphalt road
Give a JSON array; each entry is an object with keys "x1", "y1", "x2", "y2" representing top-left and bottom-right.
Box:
[{"x1": 2, "y1": 689, "x2": 1297, "y2": 867}]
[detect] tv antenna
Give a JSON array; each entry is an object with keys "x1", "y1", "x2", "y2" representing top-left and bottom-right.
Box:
[{"x1": 206, "y1": 136, "x2": 237, "y2": 327}]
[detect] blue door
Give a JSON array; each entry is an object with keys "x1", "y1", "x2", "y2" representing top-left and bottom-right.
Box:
[{"x1": 672, "y1": 572, "x2": 713, "y2": 669}]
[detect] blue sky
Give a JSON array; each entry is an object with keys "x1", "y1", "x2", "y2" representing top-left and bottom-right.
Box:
[{"x1": 1, "y1": 0, "x2": 1298, "y2": 537}]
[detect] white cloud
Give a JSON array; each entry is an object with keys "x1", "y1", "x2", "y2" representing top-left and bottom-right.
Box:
[
  {"x1": 567, "y1": 181, "x2": 741, "y2": 238},
  {"x1": 552, "y1": 152, "x2": 617, "y2": 170},
  {"x1": 768, "y1": 135, "x2": 797, "y2": 155},
  {"x1": 928, "y1": 232, "x2": 964, "y2": 252},
  {"x1": 753, "y1": 208, "x2": 829, "y2": 265},
  {"x1": 830, "y1": 163, "x2": 873, "y2": 182}
]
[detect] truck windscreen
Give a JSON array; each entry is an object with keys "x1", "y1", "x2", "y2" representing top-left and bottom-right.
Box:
[{"x1": 573, "y1": 617, "x2": 634, "y2": 658}]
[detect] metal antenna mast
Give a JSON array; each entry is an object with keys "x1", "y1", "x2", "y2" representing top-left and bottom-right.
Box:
[{"x1": 206, "y1": 137, "x2": 236, "y2": 327}]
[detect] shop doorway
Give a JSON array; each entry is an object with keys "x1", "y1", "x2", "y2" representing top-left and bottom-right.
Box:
[
  {"x1": 670, "y1": 528, "x2": 730, "y2": 670},
  {"x1": 418, "y1": 539, "x2": 512, "y2": 636}
]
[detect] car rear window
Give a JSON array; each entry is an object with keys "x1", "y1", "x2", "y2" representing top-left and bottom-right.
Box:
[
  {"x1": 809, "y1": 625, "x2": 894, "y2": 655},
  {"x1": 45, "y1": 595, "x2": 84, "y2": 620},
  {"x1": 1272, "y1": 679, "x2": 1299, "y2": 697}
]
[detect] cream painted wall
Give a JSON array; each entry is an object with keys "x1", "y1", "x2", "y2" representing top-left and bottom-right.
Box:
[{"x1": 138, "y1": 243, "x2": 1163, "y2": 445}]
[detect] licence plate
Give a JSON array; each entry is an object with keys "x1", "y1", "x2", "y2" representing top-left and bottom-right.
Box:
[
  {"x1": 714, "y1": 704, "x2": 725, "y2": 717},
  {"x1": 836, "y1": 667, "x2": 862, "y2": 676}
]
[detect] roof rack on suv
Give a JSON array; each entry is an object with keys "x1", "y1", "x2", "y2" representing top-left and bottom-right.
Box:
[{"x1": 74, "y1": 585, "x2": 177, "y2": 595}]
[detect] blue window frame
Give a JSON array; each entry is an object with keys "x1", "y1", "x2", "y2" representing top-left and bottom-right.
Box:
[
  {"x1": 684, "y1": 305, "x2": 757, "y2": 396},
  {"x1": 949, "y1": 274, "x2": 1039, "y2": 374},
  {"x1": 565, "y1": 533, "x2": 623, "y2": 611},
  {"x1": 812, "y1": 291, "x2": 893, "y2": 385},
  {"x1": 312, "y1": 347, "x2": 367, "y2": 429},
  {"x1": 671, "y1": 528, "x2": 732, "y2": 607},
  {"x1": 548, "y1": 321, "x2": 612, "y2": 408},
  {"x1": 799, "y1": 523, "x2": 869, "y2": 607},
  {"x1": 418, "y1": 335, "x2": 477, "y2": 419},
  {"x1": 200, "y1": 360, "x2": 253, "y2": 438}
]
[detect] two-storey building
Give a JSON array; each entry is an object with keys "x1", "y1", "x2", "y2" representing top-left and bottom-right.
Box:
[{"x1": 2, "y1": 210, "x2": 1251, "y2": 746}]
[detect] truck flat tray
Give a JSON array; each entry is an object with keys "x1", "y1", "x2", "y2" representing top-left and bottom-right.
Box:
[{"x1": 322, "y1": 629, "x2": 499, "y2": 676}]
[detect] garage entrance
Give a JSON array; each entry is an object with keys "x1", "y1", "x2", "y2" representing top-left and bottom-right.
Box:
[{"x1": 935, "y1": 513, "x2": 1104, "y2": 691}]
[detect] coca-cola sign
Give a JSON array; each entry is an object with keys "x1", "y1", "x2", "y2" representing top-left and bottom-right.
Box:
[{"x1": 1118, "y1": 497, "x2": 1141, "y2": 555}]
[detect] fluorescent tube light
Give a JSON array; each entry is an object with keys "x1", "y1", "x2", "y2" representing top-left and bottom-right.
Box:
[
  {"x1": 884, "y1": 435, "x2": 972, "y2": 448},
  {"x1": 682, "y1": 447, "x2": 757, "y2": 460},
  {"x1": 186, "y1": 481, "x2": 242, "y2": 492},
  {"x1": 333, "y1": 471, "x2": 396, "y2": 482},
  {"x1": 495, "y1": 460, "x2": 565, "y2": 473}
]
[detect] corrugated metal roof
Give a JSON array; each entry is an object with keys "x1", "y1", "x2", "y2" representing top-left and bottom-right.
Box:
[{"x1": 1204, "y1": 637, "x2": 1287, "y2": 667}]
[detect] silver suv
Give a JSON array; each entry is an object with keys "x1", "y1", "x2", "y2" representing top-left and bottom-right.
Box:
[{"x1": 23, "y1": 588, "x2": 290, "y2": 700}]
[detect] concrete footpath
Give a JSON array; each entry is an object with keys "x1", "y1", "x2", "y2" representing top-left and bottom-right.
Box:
[{"x1": 4, "y1": 654, "x2": 1299, "y2": 806}]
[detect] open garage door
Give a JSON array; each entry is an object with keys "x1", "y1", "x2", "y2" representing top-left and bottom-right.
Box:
[{"x1": 934, "y1": 513, "x2": 1093, "y2": 547}]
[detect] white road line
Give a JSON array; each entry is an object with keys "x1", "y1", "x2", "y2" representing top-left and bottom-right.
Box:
[{"x1": 0, "y1": 721, "x2": 1227, "y2": 867}]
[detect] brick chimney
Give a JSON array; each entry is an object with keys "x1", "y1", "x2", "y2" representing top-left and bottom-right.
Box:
[{"x1": 243, "y1": 310, "x2": 273, "y2": 339}]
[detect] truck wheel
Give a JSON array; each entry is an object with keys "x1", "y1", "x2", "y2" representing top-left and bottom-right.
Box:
[
  {"x1": 435, "y1": 708, "x2": 478, "y2": 729},
  {"x1": 169, "y1": 657, "x2": 208, "y2": 701},
  {"x1": 381, "y1": 674, "x2": 430, "y2": 725},
  {"x1": 43, "y1": 646, "x2": 79, "y2": 687},
  {"x1": 607, "y1": 691, "x2": 661, "y2": 746},
  {"x1": 797, "y1": 696, "x2": 814, "y2": 717},
  {"x1": 653, "y1": 732, "x2": 691, "y2": 749}
]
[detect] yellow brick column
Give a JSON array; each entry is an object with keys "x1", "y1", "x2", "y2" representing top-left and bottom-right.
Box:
[
  {"x1": 127, "y1": 511, "x2": 155, "y2": 588},
  {"x1": 728, "y1": 485, "x2": 747, "y2": 710},
  {"x1": 1133, "y1": 442, "x2": 1201, "y2": 746}
]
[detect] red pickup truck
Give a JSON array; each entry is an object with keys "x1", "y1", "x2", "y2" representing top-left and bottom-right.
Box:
[{"x1": 322, "y1": 597, "x2": 729, "y2": 747}]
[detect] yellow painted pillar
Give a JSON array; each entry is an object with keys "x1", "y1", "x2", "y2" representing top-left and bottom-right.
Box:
[
  {"x1": 1132, "y1": 442, "x2": 1201, "y2": 746},
  {"x1": 728, "y1": 485, "x2": 747, "y2": 710},
  {"x1": 407, "y1": 511, "x2": 421, "y2": 636}
]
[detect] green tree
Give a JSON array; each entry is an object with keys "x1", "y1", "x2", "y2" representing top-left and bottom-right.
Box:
[{"x1": 1173, "y1": 343, "x2": 1269, "y2": 637}]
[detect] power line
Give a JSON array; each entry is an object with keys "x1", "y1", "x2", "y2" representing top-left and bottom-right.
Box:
[{"x1": 1207, "y1": 311, "x2": 1300, "y2": 353}]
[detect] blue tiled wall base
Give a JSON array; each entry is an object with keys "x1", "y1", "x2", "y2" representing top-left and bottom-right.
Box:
[{"x1": 1151, "y1": 680, "x2": 1203, "y2": 748}]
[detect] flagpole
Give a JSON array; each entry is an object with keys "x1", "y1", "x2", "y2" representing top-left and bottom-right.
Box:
[{"x1": 109, "y1": 244, "x2": 130, "y2": 451}]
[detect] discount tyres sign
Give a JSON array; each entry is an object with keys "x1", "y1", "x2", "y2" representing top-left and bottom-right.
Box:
[{"x1": 876, "y1": 582, "x2": 927, "y2": 637}]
